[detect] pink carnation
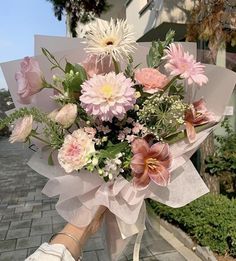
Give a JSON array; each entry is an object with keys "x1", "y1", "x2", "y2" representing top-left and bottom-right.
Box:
[
  {"x1": 80, "y1": 72, "x2": 136, "y2": 122},
  {"x1": 58, "y1": 129, "x2": 95, "y2": 173},
  {"x1": 163, "y1": 43, "x2": 208, "y2": 86},
  {"x1": 135, "y1": 68, "x2": 168, "y2": 94}
]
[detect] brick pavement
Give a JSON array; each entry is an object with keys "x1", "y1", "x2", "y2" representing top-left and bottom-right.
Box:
[{"x1": 0, "y1": 137, "x2": 187, "y2": 261}]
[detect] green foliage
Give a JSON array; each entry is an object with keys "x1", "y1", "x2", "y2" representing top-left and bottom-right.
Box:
[
  {"x1": 0, "y1": 107, "x2": 64, "y2": 149},
  {"x1": 99, "y1": 141, "x2": 128, "y2": 159},
  {"x1": 63, "y1": 63, "x2": 87, "y2": 93},
  {"x1": 205, "y1": 118, "x2": 236, "y2": 175},
  {"x1": 149, "y1": 194, "x2": 236, "y2": 257},
  {"x1": 146, "y1": 30, "x2": 175, "y2": 68},
  {"x1": 46, "y1": 0, "x2": 111, "y2": 37}
]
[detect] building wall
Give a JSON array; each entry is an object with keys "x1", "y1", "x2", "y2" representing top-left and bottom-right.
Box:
[{"x1": 126, "y1": 0, "x2": 194, "y2": 40}]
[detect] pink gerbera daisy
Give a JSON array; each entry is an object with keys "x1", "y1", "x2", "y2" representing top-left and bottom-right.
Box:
[
  {"x1": 80, "y1": 72, "x2": 136, "y2": 122},
  {"x1": 163, "y1": 43, "x2": 208, "y2": 86}
]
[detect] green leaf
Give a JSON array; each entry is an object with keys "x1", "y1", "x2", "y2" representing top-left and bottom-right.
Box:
[
  {"x1": 48, "y1": 152, "x2": 54, "y2": 166},
  {"x1": 74, "y1": 64, "x2": 87, "y2": 82},
  {"x1": 99, "y1": 142, "x2": 128, "y2": 159},
  {"x1": 65, "y1": 62, "x2": 75, "y2": 74},
  {"x1": 64, "y1": 63, "x2": 88, "y2": 92}
]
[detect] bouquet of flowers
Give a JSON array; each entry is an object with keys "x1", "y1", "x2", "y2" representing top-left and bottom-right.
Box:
[{"x1": 1, "y1": 19, "x2": 236, "y2": 260}]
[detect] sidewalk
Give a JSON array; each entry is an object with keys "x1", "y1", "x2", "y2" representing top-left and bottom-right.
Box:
[{"x1": 0, "y1": 138, "x2": 195, "y2": 261}]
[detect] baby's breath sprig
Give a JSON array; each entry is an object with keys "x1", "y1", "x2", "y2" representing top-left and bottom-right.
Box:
[
  {"x1": 138, "y1": 94, "x2": 189, "y2": 138},
  {"x1": 0, "y1": 107, "x2": 64, "y2": 149}
]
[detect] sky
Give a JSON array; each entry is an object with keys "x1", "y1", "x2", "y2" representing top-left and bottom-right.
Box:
[{"x1": 0, "y1": 0, "x2": 66, "y2": 89}]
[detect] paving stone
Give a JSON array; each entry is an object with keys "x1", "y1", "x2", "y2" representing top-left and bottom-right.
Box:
[
  {"x1": 0, "y1": 239, "x2": 16, "y2": 252},
  {"x1": 125, "y1": 246, "x2": 153, "y2": 260},
  {"x1": 96, "y1": 249, "x2": 110, "y2": 261},
  {"x1": 16, "y1": 235, "x2": 41, "y2": 249},
  {"x1": 84, "y1": 238, "x2": 104, "y2": 251},
  {"x1": 0, "y1": 222, "x2": 10, "y2": 231},
  {"x1": 52, "y1": 215, "x2": 66, "y2": 224},
  {"x1": 52, "y1": 223, "x2": 66, "y2": 233},
  {"x1": 2, "y1": 213, "x2": 22, "y2": 222},
  {"x1": 0, "y1": 230, "x2": 7, "y2": 240},
  {"x1": 155, "y1": 252, "x2": 187, "y2": 261},
  {"x1": 32, "y1": 216, "x2": 52, "y2": 226},
  {"x1": 0, "y1": 249, "x2": 27, "y2": 261},
  {"x1": 41, "y1": 203, "x2": 51, "y2": 211},
  {"x1": 27, "y1": 247, "x2": 38, "y2": 256},
  {"x1": 10, "y1": 220, "x2": 31, "y2": 229},
  {"x1": 41, "y1": 233, "x2": 52, "y2": 243},
  {"x1": 22, "y1": 211, "x2": 42, "y2": 220},
  {"x1": 6, "y1": 228, "x2": 30, "y2": 239},
  {"x1": 42, "y1": 210, "x2": 59, "y2": 217},
  {"x1": 117, "y1": 255, "x2": 128, "y2": 261},
  {"x1": 30, "y1": 224, "x2": 52, "y2": 236},
  {"x1": 83, "y1": 251, "x2": 99, "y2": 261},
  {"x1": 147, "y1": 239, "x2": 175, "y2": 255}
]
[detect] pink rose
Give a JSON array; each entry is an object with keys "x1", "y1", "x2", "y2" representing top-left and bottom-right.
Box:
[
  {"x1": 134, "y1": 68, "x2": 169, "y2": 94},
  {"x1": 15, "y1": 57, "x2": 43, "y2": 104},
  {"x1": 82, "y1": 55, "x2": 114, "y2": 78},
  {"x1": 9, "y1": 115, "x2": 33, "y2": 143}
]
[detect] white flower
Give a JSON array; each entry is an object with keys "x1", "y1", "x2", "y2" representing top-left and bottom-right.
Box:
[
  {"x1": 9, "y1": 115, "x2": 33, "y2": 143},
  {"x1": 58, "y1": 129, "x2": 95, "y2": 173},
  {"x1": 84, "y1": 18, "x2": 136, "y2": 62},
  {"x1": 103, "y1": 153, "x2": 123, "y2": 180}
]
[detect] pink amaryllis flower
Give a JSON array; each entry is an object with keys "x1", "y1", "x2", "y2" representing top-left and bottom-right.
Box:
[
  {"x1": 130, "y1": 138, "x2": 172, "y2": 187},
  {"x1": 163, "y1": 43, "x2": 208, "y2": 86},
  {"x1": 185, "y1": 98, "x2": 216, "y2": 143},
  {"x1": 134, "y1": 68, "x2": 169, "y2": 94}
]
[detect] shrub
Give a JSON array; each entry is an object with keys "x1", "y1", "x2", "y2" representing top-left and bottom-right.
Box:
[{"x1": 149, "y1": 194, "x2": 236, "y2": 256}]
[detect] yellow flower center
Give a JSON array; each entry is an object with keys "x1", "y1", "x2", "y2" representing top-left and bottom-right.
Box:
[
  {"x1": 101, "y1": 84, "x2": 113, "y2": 98},
  {"x1": 145, "y1": 158, "x2": 159, "y2": 170},
  {"x1": 102, "y1": 37, "x2": 117, "y2": 47}
]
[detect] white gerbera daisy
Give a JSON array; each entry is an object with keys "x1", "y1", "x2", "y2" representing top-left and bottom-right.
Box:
[{"x1": 84, "y1": 18, "x2": 136, "y2": 62}]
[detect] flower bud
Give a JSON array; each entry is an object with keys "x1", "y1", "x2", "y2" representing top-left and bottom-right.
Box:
[{"x1": 55, "y1": 103, "x2": 77, "y2": 128}]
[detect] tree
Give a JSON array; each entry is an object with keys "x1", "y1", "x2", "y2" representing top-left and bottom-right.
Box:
[
  {"x1": 187, "y1": 0, "x2": 236, "y2": 63},
  {"x1": 46, "y1": 0, "x2": 111, "y2": 37},
  {"x1": 0, "y1": 89, "x2": 14, "y2": 136}
]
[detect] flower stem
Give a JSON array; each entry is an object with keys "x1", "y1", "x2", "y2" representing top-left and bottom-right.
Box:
[
  {"x1": 161, "y1": 75, "x2": 180, "y2": 94},
  {"x1": 45, "y1": 83, "x2": 64, "y2": 95},
  {"x1": 112, "y1": 58, "x2": 120, "y2": 74}
]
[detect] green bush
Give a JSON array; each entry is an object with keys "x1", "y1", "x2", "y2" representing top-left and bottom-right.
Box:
[
  {"x1": 205, "y1": 117, "x2": 236, "y2": 176},
  {"x1": 149, "y1": 194, "x2": 236, "y2": 256}
]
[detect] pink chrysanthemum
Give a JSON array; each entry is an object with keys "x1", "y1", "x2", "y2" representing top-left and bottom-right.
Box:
[
  {"x1": 80, "y1": 72, "x2": 136, "y2": 122},
  {"x1": 163, "y1": 43, "x2": 208, "y2": 86}
]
